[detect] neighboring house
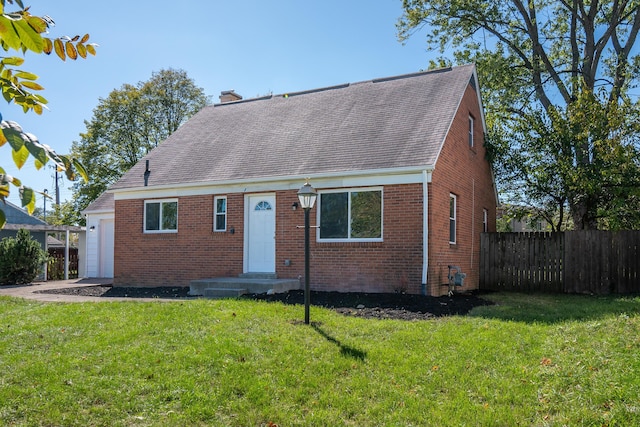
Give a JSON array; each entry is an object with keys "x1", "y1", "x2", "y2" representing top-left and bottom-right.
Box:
[
  {"x1": 1, "y1": 200, "x2": 48, "y2": 248},
  {"x1": 496, "y1": 205, "x2": 552, "y2": 232},
  {"x1": 1, "y1": 200, "x2": 85, "y2": 281},
  {"x1": 105, "y1": 64, "x2": 497, "y2": 296},
  {"x1": 82, "y1": 191, "x2": 115, "y2": 278}
]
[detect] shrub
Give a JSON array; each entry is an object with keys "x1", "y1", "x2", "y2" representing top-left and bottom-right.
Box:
[{"x1": 0, "y1": 229, "x2": 49, "y2": 285}]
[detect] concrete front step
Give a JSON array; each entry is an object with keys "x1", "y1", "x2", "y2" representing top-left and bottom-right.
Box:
[
  {"x1": 189, "y1": 276, "x2": 300, "y2": 297},
  {"x1": 239, "y1": 272, "x2": 278, "y2": 280}
]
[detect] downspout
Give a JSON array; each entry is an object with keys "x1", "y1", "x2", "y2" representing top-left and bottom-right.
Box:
[{"x1": 422, "y1": 170, "x2": 429, "y2": 295}]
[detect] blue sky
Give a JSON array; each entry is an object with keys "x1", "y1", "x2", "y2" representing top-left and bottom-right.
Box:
[{"x1": 2, "y1": 0, "x2": 439, "y2": 208}]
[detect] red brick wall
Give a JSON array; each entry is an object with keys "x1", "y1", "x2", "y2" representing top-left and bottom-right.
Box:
[
  {"x1": 115, "y1": 185, "x2": 425, "y2": 293},
  {"x1": 427, "y1": 84, "x2": 497, "y2": 296},
  {"x1": 275, "y1": 185, "x2": 424, "y2": 294},
  {"x1": 114, "y1": 194, "x2": 245, "y2": 287}
]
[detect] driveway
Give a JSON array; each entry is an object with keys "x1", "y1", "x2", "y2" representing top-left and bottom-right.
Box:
[{"x1": 0, "y1": 278, "x2": 134, "y2": 302}]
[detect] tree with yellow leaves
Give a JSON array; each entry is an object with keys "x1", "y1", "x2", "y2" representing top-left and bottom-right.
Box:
[{"x1": 0, "y1": 0, "x2": 97, "y2": 227}]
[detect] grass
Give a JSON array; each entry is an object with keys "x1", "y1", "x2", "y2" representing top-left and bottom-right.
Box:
[{"x1": 0, "y1": 292, "x2": 639, "y2": 426}]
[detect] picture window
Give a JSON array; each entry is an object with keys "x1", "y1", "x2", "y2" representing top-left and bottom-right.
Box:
[
  {"x1": 144, "y1": 199, "x2": 178, "y2": 233},
  {"x1": 319, "y1": 188, "x2": 383, "y2": 241}
]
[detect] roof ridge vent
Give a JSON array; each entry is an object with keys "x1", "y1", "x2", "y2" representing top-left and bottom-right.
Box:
[
  {"x1": 214, "y1": 94, "x2": 273, "y2": 107},
  {"x1": 372, "y1": 67, "x2": 453, "y2": 84},
  {"x1": 281, "y1": 83, "x2": 350, "y2": 98}
]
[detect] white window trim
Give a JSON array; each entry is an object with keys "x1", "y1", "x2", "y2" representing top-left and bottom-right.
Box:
[
  {"x1": 214, "y1": 196, "x2": 227, "y2": 232},
  {"x1": 144, "y1": 198, "x2": 178, "y2": 234},
  {"x1": 449, "y1": 194, "x2": 457, "y2": 244},
  {"x1": 317, "y1": 187, "x2": 384, "y2": 243},
  {"x1": 469, "y1": 115, "x2": 474, "y2": 147}
]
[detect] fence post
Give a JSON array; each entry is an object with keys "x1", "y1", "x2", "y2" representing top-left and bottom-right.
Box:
[{"x1": 64, "y1": 230, "x2": 70, "y2": 280}]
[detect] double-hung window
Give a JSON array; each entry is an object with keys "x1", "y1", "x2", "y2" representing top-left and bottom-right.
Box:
[
  {"x1": 319, "y1": 188, "x2": 383, "y2": 241},
  {"x1": 449, "y1": 194, "x2": 457, "y2": 244},
  {"x1": 144, "y1": 199, "x2": 178, "y2": 233},
  {"x1": 468, "y1": 115, "x2": 474, "y2": 147},
  {"x1": 214, "y1": 196, "x2": 227, "y2": 232}
]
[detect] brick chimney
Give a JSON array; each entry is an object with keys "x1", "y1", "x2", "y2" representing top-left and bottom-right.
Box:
[{"x1": 219, "y1": 90, "x2": 242, "y2": 103}]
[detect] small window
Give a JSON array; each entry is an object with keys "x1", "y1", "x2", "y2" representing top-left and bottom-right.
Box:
[
  {"x1": 214, "y1": 196, "x2": 227, "y2": 232},
  {"x1": 449, "y1": 194, "x2": 457, "y2": 244},
  {"x1": 483, "y1": 208, "x2": 488, "y2": 233},
  {"x1": 468, "y1": 115, "x2": 474, "y2": 147},
  {"x1": 255, "y1": 201, "x2": 273, "y2": 211},
  {"x1": 319, "y1": 188, "x2": 382, "y2": 241},
  {"x1": 144, "y1": 199, "x2": 178, "y2": 233}
]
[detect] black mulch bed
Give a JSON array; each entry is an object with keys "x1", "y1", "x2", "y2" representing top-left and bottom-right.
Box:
[
  {"x1": 38, "y1": 285, "x2": 493, "y2": 321},
  {"x1": 248, "y1": 290, "x2": 493, "y2": 320}
]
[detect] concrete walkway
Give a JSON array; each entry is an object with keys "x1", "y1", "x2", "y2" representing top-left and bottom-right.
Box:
[{"x1": 0, "y1": 278, "x2": 179, "y2": 303}]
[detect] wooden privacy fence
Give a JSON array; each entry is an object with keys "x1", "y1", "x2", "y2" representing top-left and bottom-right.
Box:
[
  {"x1": 47, "y1": 247, "x2": 79, "y2": 280},
  {"x1": 480, "y1": 231, "x2": 640, "y2": 294}
]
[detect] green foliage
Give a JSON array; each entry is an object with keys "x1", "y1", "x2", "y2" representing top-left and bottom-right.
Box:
[
  {"x1": 0, "y1": 1, "x2": 97, "y2": 113},
  {"x1": 398, "y1": 0, "x2": 640, "y2": 230},
  {"x1": 0, "y1": 294, "x2": 639, "y2": 425},
  {"x1": 549, "y1": 93, "x2": 640, "y2": 230},
  {"x1": 497, "y1": 204, "x2": 555, "y2": 232},
  {"x1": 0, "y1": 228, "x2": 47, "y2": 285},
  {"x1": 33, "y1": 201, "x2": 84, "y2": 226},
  {"x1": 70, "y1": 68, "x2": 209, "y2": 213},
  {"x1": 0, "y1": 1, "x2": 95, "y2": 226},
  {"x1": 350, "y1": 190, "x2": 382, "y2": 238}
]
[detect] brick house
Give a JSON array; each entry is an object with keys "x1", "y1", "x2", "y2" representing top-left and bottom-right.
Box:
[{"x1": 100, "y1": 64, "x2": 497, "y2": 296}]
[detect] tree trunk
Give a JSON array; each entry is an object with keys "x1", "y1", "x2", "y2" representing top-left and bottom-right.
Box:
[{"x1": 570, "y1": 198, "x2": 599, "y2": 230}]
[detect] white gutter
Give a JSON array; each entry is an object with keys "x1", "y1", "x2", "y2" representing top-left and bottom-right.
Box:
[
  {"x1": 111, "y1": 164, "x2": 436, "y2": 199},
  {"x1": 422, "y1": 170, "x2": 429, "y2": 295}
]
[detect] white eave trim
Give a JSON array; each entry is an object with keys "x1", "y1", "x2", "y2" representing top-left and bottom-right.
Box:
[
  {"x1": 111, "y1": 165, "x2": 434, "y2": 201},
  {"x1": 82, "y1": 209, "x2": 115, "y2": 216}
]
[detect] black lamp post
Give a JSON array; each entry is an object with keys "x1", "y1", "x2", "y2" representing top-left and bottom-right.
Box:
[{"x1": 297, "y1": 181, "x2": 317, "y2": 324}]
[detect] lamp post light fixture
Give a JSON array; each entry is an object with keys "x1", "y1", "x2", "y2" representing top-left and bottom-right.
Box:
[{"x1": 297, "y1": 180, "x2": 317, "y2": 324}]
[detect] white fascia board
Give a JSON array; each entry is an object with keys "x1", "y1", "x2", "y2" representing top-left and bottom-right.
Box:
[
  {"x1": 112, "y1": 166, "x2": 434, "y2": 201},
  {"x1": 85, "y1": 212, "x2": 114, "y2": 220},
  {"x1": 471, "y1": 67, "x2": 488, "y2": 134},
  {"x1": 82, "y1": 208, "x2": 115, "y2": 216}
]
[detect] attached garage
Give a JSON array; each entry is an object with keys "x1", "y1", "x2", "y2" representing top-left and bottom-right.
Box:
[{"x1": 82, "y1": 192, "x2": 114, "y2": 279}]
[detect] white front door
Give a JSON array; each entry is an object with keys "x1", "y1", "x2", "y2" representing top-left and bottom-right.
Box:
[{"x1": 245, "y1": 194, "x2": 276, "y2": 273}]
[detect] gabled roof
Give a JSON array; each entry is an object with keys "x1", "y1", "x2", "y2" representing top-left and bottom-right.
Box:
[
  {"x1": 2, "y1": 200, "x2": 48, "y2": 226},
  {"x1": 82, "y1": 191, "x2": 114, "y2": 215},
  {"x1": 47, "y1": 235, "x2": 65, "y2": 247},
  {"x1": 111, "y1": 64, "x2": 479, "y2": 191}
]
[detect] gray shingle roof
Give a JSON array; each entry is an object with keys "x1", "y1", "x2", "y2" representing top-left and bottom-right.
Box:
[
  {"x1": 82, "y1": 191, "x2": 114, "y2": 214},
  {"x1": 3, "y1": 200, "x2": 48, "y2": 225},
  {"x1": 110, "y1": 64, "x2": 476, "y2": 190}
]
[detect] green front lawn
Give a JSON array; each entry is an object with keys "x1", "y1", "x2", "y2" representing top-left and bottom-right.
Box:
[{"x1": 0, "y1": 292, "x2": 638, "y2": 426}]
